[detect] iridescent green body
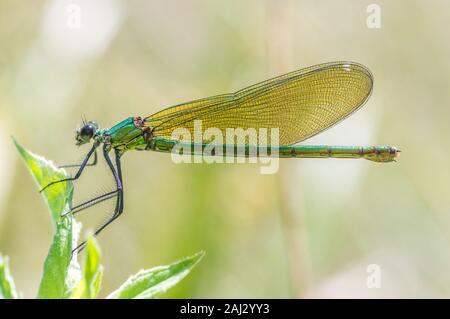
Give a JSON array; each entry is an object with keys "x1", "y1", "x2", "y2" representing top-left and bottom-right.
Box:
[
  {"x1": 150, "y1": 138, "x2": 398, "y2": 163},
  {"x1": 96, "y1": 119, "x2": 398, "y2": 163},
  {"x1": 100, "y1": 117, "x2": 146, "y2": 153},
  {"x1": 91, "y1": 62, "x2": 400, "y2": 163},
  {"x1": 44, "y1": 62, "x2": 400, "y2": 253}
]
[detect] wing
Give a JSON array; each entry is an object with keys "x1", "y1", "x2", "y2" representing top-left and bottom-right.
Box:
[{"x1": 145, "y1": 61, "x2": 373, "y2": 146}]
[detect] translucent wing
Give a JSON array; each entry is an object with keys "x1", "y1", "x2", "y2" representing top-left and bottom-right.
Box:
[{"x1": 145, "y1": 61, "x2": 373, "y2": 145}]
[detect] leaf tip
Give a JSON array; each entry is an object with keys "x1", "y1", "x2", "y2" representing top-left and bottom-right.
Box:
[
  {"x1": 12, "y1": 137, "x2": 25, "y2": 156},
  {"x1": 191, "y1": 250, "x2": 206, "y2": 264}
]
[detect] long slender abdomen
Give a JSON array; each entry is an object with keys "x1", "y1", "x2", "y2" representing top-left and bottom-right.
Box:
[
  {"x1": 278, "y1": 145, "x2": 400, "y2": 162},
  {"x1": 151, "y1": 138, "x2": 400, "y2": 163}
]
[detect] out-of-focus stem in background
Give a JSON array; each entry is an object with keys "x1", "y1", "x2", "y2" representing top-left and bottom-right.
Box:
[{"x1": 264, "y1": 0, "x2": 312, "y2": 297}]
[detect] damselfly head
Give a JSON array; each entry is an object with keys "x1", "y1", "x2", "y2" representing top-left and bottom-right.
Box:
[{"x1": 76, "y1": 121, "x2": 98, "y2": 145}]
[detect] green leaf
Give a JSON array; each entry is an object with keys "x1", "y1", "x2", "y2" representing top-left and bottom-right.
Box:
[
  {"x1": 14, "y1": 139, "x2": 81, "y2": 298},
  {"x1": 0, "y1": 254, "x2": 19, "y2": 299},
  {"x1": 71, "y1": 237, "x2": 103, "y2": 299},
  {"x1": 37, "y1": 218, "x2": 82, "y2": 299},
  {"x1": 14, "y1": 138, "x2": 73, "y2": 227},
  {"x1": 14, "y1": 138, "x2": 203, "y2": 299},
  {"x1": 107, "y1": 251, "x2": 205, "y2": 299}
]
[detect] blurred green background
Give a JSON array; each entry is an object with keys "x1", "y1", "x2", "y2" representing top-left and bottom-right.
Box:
[{"x1": 1, "y1": 0, "x2": 449, "y2": 298}]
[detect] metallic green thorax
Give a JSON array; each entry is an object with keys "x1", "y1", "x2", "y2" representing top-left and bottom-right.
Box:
[{"x1": 99, "y1": 117, "x2": 146, "y2": 153}]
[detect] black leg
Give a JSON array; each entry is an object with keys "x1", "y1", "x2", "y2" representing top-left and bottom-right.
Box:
[
  {"x1": 59, "y1": 150, "x2": 98, "y2": 169},
  {"x1": 115, "y1": 148, "x2": 124, "y2": 213},
  {"x1": 72, "y1": 147, "x2": 124, "y2": 255},
  {"x1": 63, "y1": 189, "x2": 119, "y2": 217},
  {"x1": 62, "y1": 151, "x2": 117, "y2": 216},
  {"x1": 40, "y1": 143, "x2": 98, "y2": 192}
]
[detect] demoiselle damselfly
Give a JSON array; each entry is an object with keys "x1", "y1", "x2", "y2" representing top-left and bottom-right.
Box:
[{"x1": 41, "y1": 61, "x2": 400, "y2": 252}]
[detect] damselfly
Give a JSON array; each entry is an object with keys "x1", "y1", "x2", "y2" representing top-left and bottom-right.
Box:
[{"x1": 41, "y1": 61, "x2": 400, "y2": 253}]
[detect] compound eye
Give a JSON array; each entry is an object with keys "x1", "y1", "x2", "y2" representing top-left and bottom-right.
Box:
[{"x1": 80, "y1": 124, "x2": 95, "y2": 138}]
